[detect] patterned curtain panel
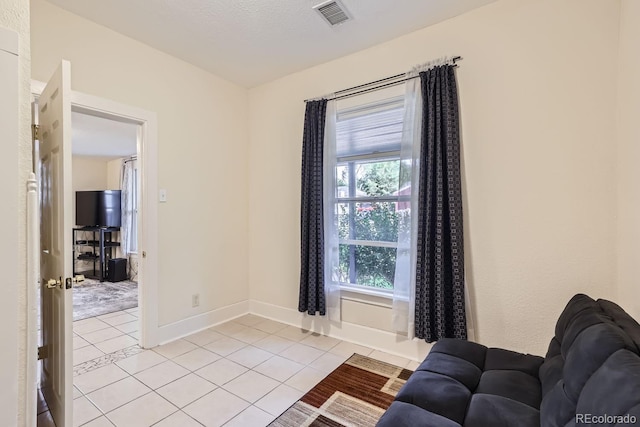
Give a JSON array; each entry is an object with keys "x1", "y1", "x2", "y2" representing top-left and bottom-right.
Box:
[
  {"x1": 299, "y1": 99, "x2": 328, "y2": 315},
  {"x1": 414, "y1": 65, "x2": 467, "y2": 342}
]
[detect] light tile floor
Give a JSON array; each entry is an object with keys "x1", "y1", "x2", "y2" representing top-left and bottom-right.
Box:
[{"x1": 38, "y1": 311, "x2": 418, "y2": 427}]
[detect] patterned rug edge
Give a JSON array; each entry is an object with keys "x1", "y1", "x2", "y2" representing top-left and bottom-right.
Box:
[{"x1": 269, "y1": 353, "x2": 413, "y2": 427}]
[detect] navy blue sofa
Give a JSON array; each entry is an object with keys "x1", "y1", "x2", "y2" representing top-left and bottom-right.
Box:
[{"x1": 377, "y1": 294, "x2": 640, "y2": 426}]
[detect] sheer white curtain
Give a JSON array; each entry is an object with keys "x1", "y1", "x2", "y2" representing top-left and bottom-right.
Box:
[
  {"x1": 392, "y1": 77, "x2": 423, "y2": 338},
  {"x1": 323, "y1": 100, "x2": 341, "y2": 321},
  {"x1": 121, "y1": 160, "x2": 136, "y2": 255}
]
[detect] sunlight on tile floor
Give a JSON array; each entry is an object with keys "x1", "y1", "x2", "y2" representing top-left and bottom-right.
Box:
[{"x1": 38, "y1": 311, "x2": 417, "y2": 426}]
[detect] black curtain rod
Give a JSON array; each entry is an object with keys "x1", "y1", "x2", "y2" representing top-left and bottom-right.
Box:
[
  {"x1": 123, "y1": 156, "x2": 137, "y2": 164},
  {"x1": 305, "y1": 56, "x2": 461, "y2": 103}
]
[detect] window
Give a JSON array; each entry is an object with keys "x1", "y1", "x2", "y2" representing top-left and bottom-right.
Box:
[{"x1": 333, "y1": 97, "x2": 408, "y2": 291}]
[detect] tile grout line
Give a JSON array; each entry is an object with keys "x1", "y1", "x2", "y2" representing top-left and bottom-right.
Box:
[{"x1": 72, "y1": 312, "x2": 403, "y2": 426}]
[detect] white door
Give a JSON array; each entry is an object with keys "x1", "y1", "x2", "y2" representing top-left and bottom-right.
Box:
[{"x1": 39, "y1": 60, "x2": 73, "y2": 427}]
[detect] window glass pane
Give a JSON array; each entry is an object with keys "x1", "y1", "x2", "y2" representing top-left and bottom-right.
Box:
[
  {"x1": 337, "y1": 202, "x2": 402, "y2": 242},
  {"x1": 338, "y1": 244, "x2": 397, "y2": 289},
  {"x1": 336, "y1": 159, "x2": 401, "y2": 198}
]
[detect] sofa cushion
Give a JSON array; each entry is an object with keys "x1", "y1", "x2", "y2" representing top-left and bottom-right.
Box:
[
  {"x1": 394, "y1": 370, "x2": 471, "y2": 425},
  {"x1": 464, "y1": 394, "x2": 540, "y2": 427},
  {"x1": 416, "y1": 351, "x2": 482, "y2": 390},
  {"x1": 377, "y1": 401, "x2": 461, "y2": 427},
  {"x1": 475, "y1": 370, "x2": 541, "y2": 409}
]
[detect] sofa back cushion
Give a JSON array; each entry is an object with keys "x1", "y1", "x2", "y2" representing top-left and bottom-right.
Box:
[{"x1": 539, "y1": 294, "x2": 640, "y2": 426}]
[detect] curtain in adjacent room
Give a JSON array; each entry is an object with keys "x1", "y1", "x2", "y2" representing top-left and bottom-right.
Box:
[
  {"x1": 121, "y1": 159, "x2": 135, "y2": 255},
  {"x1": 299, "y1": 99, "x2": 331, "y2": 316},
  {"x1": 414, "y1": 65, "x2": 467, "y2": 342}
]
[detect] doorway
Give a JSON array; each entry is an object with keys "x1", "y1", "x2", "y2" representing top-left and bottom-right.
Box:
[
  {"x1": 31, "y1": 80, "x2": 159, "y2": 426},
  {"x1": 70, "y1": 111, "x2": 141, "y2": 362}
]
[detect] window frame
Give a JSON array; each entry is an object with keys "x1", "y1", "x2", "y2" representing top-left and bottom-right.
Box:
[{"x1": 332, "y1": 98, "x2": 407, "y2": 295}]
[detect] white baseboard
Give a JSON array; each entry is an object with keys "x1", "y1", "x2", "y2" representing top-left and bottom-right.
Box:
[
  {"x1": 154, "y1": 299, "x2": 433, "y2": 362},
  {"x1": 156, "y1": 300, "x2": 250, "y2": 345},
  {"x1": 249, "y1": 300, "x2": 433, "y2": 361}
]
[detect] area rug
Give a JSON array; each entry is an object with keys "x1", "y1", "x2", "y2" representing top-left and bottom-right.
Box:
[
  {"x1": 270, "y1": 353, "x2": 413, "y2": 427},
  {"x1": 73, "y1": 278, "x2": 138, "y2": 321}
]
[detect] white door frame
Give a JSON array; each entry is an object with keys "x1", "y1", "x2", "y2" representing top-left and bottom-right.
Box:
[{"x1": 31, "y1": 80, "x2": 160, "y2": 350}]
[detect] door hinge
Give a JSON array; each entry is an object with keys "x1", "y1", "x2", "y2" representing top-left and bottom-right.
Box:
[
  {"x1": 37, "y1": 345, "x2": 48, "y2": 360},
  {"x1": 31, "y1": 124, "x2": 40, "y2": 141}
]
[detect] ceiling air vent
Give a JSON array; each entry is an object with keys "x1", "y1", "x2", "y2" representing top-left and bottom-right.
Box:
[{"x1": 314, "y1": 0, "x2": 351, "y2": 26}]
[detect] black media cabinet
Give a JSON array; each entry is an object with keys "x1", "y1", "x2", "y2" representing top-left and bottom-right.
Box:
[{"x1": 73, "y1": 227, "x2": 121, "y2": 282}]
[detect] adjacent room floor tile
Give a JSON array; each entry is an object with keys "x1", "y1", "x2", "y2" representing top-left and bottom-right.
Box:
[
  {"x1": 253, "y1": 355, "x2": 305, "y2": 382},
  {"x1": 223, "y1": 370, "x2": 280, "y2": 403},
  {"x1": 115, "y1": 350, "x2": 167, "y2": 374},
  {"x1": 182, "y1": 328, "x2": 224, "y2": 347},
  {"x1": 329, "y1": 341, "x2": 373, "y2": 358},
  {"x1": 226, "y1": 345, "x2": 272, "y2": 368},
  {"x1": 211, "y1": 321, "x2": 248, "y2": 336},
  {"x1": 114, "y1": 321, "x2": 138, "y2": 334},
  {"x1": 255, "y1": 384, "x2": 305, "y2": 416},
  {"x1": 225, "y1": 405, "x2": 275, "y2": 427},
  {"x1": 275, "y1": 325, "x2": 313, "y2": 342},
  {"x1": 86, "y1": 376, "x2": 151, "y2": 413},
  {"x1": 284, "y1": 366, "x2": 327, "y2": 392},
  {"x1": 156, "y1": 373, "x2": 217, "y2": 408},
  {"x1": 153, "y1": 410, "x2": 202, "y2": 427},
  {"x1": 101, "y1": 313, "x2": 137, "y2": 326},
  {"x1": 153, "y1": 339, "x2": 198, "y2": 359},
  {"x1": 203, "y1": 337, "x2": 247, "y2": 357},
  {"x1": 82, "y1": 416, "x2": 115, "y2": 426},
  {"x1": 309, "y1": 352, "x2": 349, "y2": 374},
  {"x1": 252, "y1": 319, "x2": 289, "y2": 334},
  {"x1": 134, "y1": 360, "x2": 190, "y2": 389},
  {"x1": 278, "y1": 343, "x2": 324, "y2": 365},
  {"x1": 230, "y1": 327, "x2": 269, "y2": 344},
  {"x1": 172, "y1": 348, "x2": 221, "y2": 371},
  {"x1": 106, "y1": 392, "x2": 178, "y2": 427},
  {"x1": 195, "y1": 358, "x2": 247, "y2": 386},
  {"x1": 183, "y1": 388, "x2": 249, "y2": 427},
  {"x1": 74, "y1": 318, "x2": 111, "y2": 335},
  {"x1": 73, "y1": 396, "x2": 102, "y2": 427},
  {"x1": 300, "y1": 333, "x2": 341, "y2": 351},
  {"x1": 74, "y1": 345, "x2": 105, "y2": 366},
  {"x1": 232, "y1": 314, "x2": 265, "y2": 327},
  {"x1": 94, "y1": 335, "x2": 138, "y2": 355},
  {"x1": 74, "y1": 363, "x2": 130, "y2": 395},
  {"x1": 74, "y1": 335, "x2": 91, "y2": 350},
  {"x1": 252, "y1": 335, "x2": 295, "y2": 354},
  {"x1": 82, "y1": 327, "x2": 125, "y2": 345}
]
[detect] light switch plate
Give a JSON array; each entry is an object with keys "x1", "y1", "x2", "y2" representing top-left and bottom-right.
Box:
[{"x1": 159, "y1": 189, "x2": 167, "y2": 203}]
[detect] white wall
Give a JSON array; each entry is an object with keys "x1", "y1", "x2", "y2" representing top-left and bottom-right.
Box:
[
  {"x1": 72, "y1": 156, "x2": 109, "y2": 193},
  {"x1": 616, "y1": 0, "x2": 640, "y2": 320},
  {"x1": 0, "y1": 0, "x2": 30, "y2": 425},
  {"x1": 106, "y1": 158, "x2": 121, "y2": 190},
  {"x1": 248, "y1": 0, "x2": 621, "y2": 356},
  {"x1": 31, "y1": 0, "x2": 251, "y2": 328}
]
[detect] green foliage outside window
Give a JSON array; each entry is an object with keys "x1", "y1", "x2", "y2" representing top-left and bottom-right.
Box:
[{"x1": 336, "y1": 160, "x2": 410, "y2": 289}]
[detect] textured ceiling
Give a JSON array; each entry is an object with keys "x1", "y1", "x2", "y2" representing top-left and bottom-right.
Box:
[{"x1": 45, "y1": 0, "x2": 497, "y2": 87}]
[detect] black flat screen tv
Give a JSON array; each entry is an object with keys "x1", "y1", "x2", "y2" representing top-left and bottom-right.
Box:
[{"x1": 76, "y1": 190, "x2": 122, "y2": 227}]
